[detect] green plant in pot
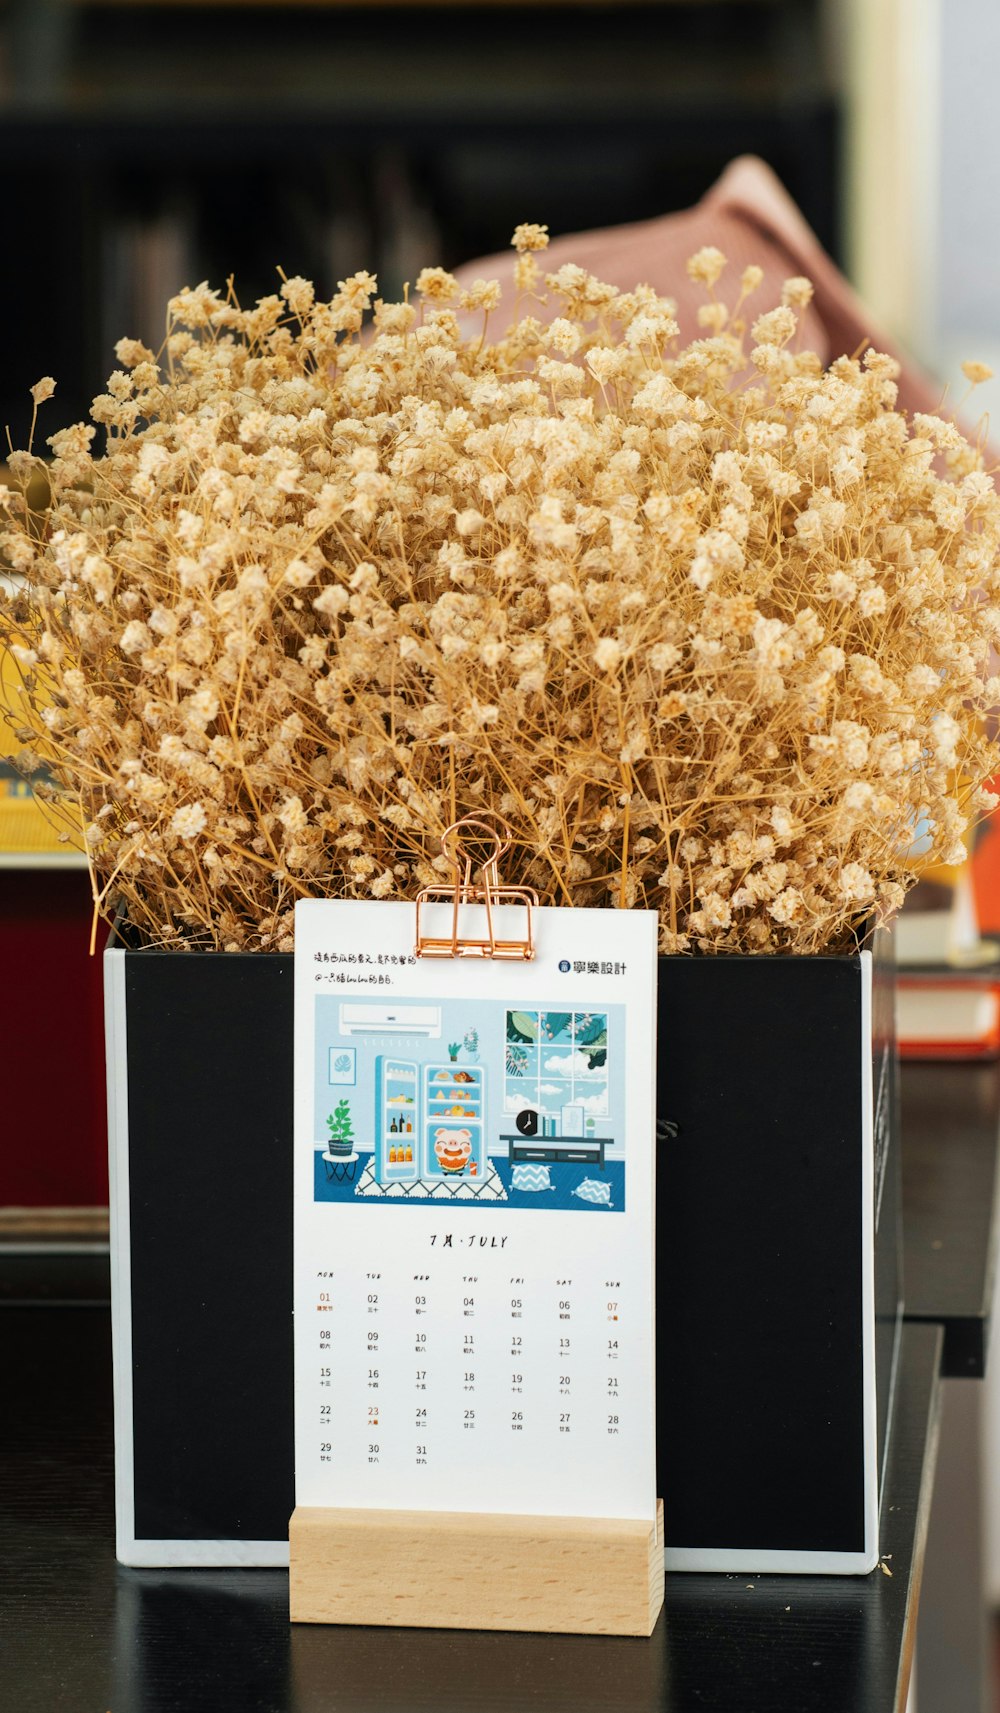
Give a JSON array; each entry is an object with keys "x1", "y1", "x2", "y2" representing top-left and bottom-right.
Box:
[{"x1": 326, "y1": 1097, "x2": 354, "y2": 1158}]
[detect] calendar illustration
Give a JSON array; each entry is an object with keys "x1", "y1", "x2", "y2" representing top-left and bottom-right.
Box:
[
  {"x1": 311, "y1": 997, "x2": 626, "y2": 1213},
  {"x1": 294, "y1": 896, "x2": 658, "y2": 1523}
]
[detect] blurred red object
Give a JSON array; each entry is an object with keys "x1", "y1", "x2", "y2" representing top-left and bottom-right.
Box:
[
  {"x1": 0, "y1": 870, "x2": 109, "y2": 1208},
  {"x1": 971, "y1": 778, "x2": 1000, "y2": 939}
]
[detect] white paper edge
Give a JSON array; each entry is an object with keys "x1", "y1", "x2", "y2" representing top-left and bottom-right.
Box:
[
  {"x1": 106, "y1": 944, "x2": 291, "y2": 1570},
  {"x1": 859, "y1": 946, "x2": 881, "y2": 1572},
  {"x1": 647, "y1": 920, "x2": 659, "y2": 1525},
  {"x1": 120, "y1": 1539, "x2": 290, "y2": 1569},
  {"x1": 665, "y1": 950, "x2": 880, "y2": 1578},
  {"x1": 105, "y1": 945, "x2": 137, "y2": 1567},
  {"x1": 664, "y1": 1542, "x2": 877, "y2": 1574}
]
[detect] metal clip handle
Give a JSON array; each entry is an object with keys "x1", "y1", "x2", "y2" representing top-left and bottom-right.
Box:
[{"x1": 414, "y1": 813, "x2": 537, "y2": 960}]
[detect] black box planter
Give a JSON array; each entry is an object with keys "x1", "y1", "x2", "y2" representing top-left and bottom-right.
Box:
[
  {"x1": 105, "y1": 940, "x2": 295, "y2": 1566},
  {"x1": 105, "y1": 929, "x2": 900, "y2": 1573},
  {"x1": 656, "y1": 936, "x2": 900, "y2": 1573}
]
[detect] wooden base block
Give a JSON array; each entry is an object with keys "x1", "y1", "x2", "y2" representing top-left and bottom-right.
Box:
[{"x1": 289, "y1": 1501, "x2": 664, "y2": 1636}]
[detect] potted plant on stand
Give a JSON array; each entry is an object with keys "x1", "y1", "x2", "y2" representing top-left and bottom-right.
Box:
[
  {"x1": 325, "y1": 1098, "x2": 354, "y2": 1159},
  {"x1": 3, "y1": 228, "x2": 1000, "y2": 1571}
]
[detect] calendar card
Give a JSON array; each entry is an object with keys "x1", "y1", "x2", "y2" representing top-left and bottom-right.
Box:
[{"x1": 293, "y1": 899, "x2": 658, "y2": 1522}]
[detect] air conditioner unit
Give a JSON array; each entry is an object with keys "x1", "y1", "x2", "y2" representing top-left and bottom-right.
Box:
[{"x1": 338, "y1": 1004, "x2": 442, "y2": 1038}]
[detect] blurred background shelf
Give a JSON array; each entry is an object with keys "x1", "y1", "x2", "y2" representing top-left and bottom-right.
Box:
[{"x1": 0, "y1": 0, "x2": 839, "y2": 436}]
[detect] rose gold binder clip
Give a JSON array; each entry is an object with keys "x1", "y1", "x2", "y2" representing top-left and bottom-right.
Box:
[{"x1": 414, "y1": 814, "x2": 537, "y2": 961}]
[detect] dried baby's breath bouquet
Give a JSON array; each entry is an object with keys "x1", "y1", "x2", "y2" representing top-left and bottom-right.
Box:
[{"x1": 2, "y1": 226, "x2": 1000, "y2": 953}]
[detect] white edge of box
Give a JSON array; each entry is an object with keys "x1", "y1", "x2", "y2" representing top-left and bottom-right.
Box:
[
  {"x1": 105, "y1": 944, "x2": 136, "y2": 1567},
  {"x1": 647, "y1": 914, "x2": 659, "y2": 1529},
  {"x1": 105, "y1": 944, "x2": 290, "y2": 1570},
  {"x1": 665, "y1": 948, "x2": 880, "y2": 1577}
]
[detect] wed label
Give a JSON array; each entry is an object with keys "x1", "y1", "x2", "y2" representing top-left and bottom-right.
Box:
[{"x1": 293, "y1": 900, "x2": 657, "y2": 1521}]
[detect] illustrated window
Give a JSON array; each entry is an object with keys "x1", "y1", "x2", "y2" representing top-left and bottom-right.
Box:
[{"x1": 503, "y1": 1011, "x2": 609, "y2": 1123}]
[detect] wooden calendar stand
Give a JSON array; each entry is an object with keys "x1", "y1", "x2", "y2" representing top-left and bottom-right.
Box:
[{"x1": 288, "y1": 1502, "x2": 665, "y2": 1636}]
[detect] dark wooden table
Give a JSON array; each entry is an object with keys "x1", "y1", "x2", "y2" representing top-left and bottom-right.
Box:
[
  {"x1": 0, "y1": 1307, "x2": 943, "y2": 1713},
  {"x1": 1, "y1": 1059, "x2": 997, "y2": 1713}
]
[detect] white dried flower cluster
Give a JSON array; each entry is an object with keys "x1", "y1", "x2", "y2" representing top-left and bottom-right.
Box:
[{"x1": 2, "y1": 233, "x2": 1000, "y2": 954}]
